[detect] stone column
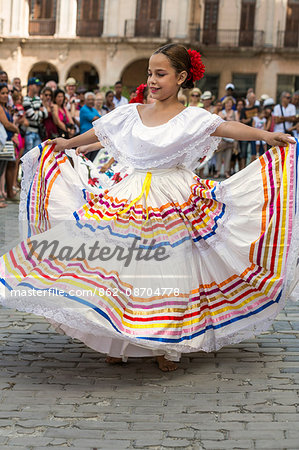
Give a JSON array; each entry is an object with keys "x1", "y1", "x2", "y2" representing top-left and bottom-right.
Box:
[
  {"x1": 9, "y1": 0, "x2": 29, "y2": 37},
  {"x1": 56, "y1": 0, "x2": 77, "y2": 38}
]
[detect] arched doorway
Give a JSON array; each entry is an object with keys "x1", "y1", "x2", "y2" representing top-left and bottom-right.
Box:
[
  {"x1": 67, "y1": 62, "x2": 99, "y2": 91},
  {"x1": 28, "y1": 62, "x2": 59, "y2": 85},
  {"x1": 121, "y1": 58, "x2": 149, "y2": 91}
]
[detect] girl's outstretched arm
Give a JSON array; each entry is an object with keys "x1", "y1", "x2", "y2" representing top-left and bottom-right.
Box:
[
  {"x1": 212, "y1": 120, "x2": 296, "y2": 147},
  {"x1": 47, "y1": 128, "x2": 101, "y2": 153}
]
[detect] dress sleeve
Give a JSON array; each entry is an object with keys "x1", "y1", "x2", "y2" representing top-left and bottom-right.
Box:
[
  {"x1": 92, "y1": 104, "x2": 133, "y2": 162},
  {"x1": 182, "y1": 107, "x2": 224, "y2": 169}
]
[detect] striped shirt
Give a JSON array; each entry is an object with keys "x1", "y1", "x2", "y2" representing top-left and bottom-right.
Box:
[{"x1": 23, "y1": 96, "x2": 48, "y2": 133}]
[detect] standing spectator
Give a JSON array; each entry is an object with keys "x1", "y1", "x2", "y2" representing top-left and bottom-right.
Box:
[
  {"x1": 76, "y1": 87, "x2": 86, "y2": 110},
  {"x1": 201, "y1": 91, "x2": 215, "y2": 113},
  {"x1": 102, "y1": 90, "x2": 115, "y2": 114},
  {"x1": 65, "y1": 77, "x2": 77, "y2": 110},
  {"x1": 52, "y1": 89, "x2": 75, "y2": 139},
  {"x1": 0, "y1": 71, "x2": 8, "y2": 84},
  {"x1": 252, "y1": 109, "x2": 267, "y2": 158},
  {"x1": 235, "y1": 98, "x2": 245, "y2": 122},
  {"x1": 0, "y1": 83, "x2": 20, "y2": 203},
  {"x1": 95, "y1": 92, "x2": 106, "y2": 116},
  {"x1": 130, "y1": 89, "x2": 137, "y2": 101},
  {"x1": 41, "y1": 87, "x2": 58, "y2": 139},
  {"x1": 11, "y1": 90, "x2": 28, "y2": 192},
  {"x1": 113, "y1": 81, "x2": 128, "y2": 107},
  {"x1": 189, "y1": 88, "x2": 203, "y2": 107},
  {"x1": 79, "y1": 92, "x2": 100, "y2": 161},
  {"x1": 245, "y1": 88, "x2": 260, "y2": 107},
  {"x1": 240, "y1": 92, "x2": 259, "y2": 167},
  {"x1": 273, "y1": 91, "x2": 298, "y2": 136},
  {"x1": 45, "y1": 80, "x2": 58, "y2": 91},
  {"x1": 292, "y1": 90, "x2": 299, "y2": 115},
  {"x1": 23, "y1": 77, "x2": 48, "y2": 155},
  {"x1": 215, "y1": 97, "x2": 236, "y2": 179},
  {"x1": 220, "y1": 83, "x2": 236, "y2": 108},
  {"x1": 263, "y1": 98, "x2": 275, "y2": 133},
  {"x1": 12, "y1": 77, "x2": 22, "y2": 92}
]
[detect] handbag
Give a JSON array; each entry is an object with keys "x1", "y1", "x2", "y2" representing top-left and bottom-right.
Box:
[
  {"x1": 0, "y1": 140, "x2": 16, "y2": 161},
  {"x1": 0, "y1": 122, "x2": 7, "y2": 146}
]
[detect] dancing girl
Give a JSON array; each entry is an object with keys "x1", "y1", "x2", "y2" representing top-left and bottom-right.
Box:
[{"x1": 0, "y1": 44, "x2": 298, "y2": 372}]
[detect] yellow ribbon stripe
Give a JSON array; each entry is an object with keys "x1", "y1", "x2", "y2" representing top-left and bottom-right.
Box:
[{"x1": 102, "y1": 172, "x2": 152, "y2": 222}]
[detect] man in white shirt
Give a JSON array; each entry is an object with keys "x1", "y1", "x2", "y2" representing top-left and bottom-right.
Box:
[
  {"x1": 273, "y1": 91, "x2": 297, "y2": 134},
  {"x1": 113, "y1": 81, "x2": 128, "y2": 108}
]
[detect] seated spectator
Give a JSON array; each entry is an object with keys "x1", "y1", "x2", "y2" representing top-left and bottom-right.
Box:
[
  {"x1": 113, "y1": 81, "x2": 128, "y2": 107},
  {"x1": 102, "y1": 90, "x2": 115, "y2": 114},
  {"x1": 52, "y1": 89, "x2": 75, "y2": 139}
]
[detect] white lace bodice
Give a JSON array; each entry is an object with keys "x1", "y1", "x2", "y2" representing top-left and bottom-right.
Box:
[{"x1": 93, "y1": 103, "x2": 224, "y2": 170}]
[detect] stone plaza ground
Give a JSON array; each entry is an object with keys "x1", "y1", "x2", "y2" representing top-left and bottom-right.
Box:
[{"x1": 1, "y1": 204, "x2": 299, "y2": 450}]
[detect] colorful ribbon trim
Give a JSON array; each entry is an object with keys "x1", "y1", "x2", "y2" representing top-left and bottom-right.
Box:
[{"x1": 102, "y1": 171, "x2": 152, "y2": 221}]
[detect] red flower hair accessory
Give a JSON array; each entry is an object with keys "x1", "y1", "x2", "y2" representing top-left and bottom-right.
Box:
[
  {"x1": 187, "y1": 49, "x2": 205, "y2": 82},
  {"x1": 129, "y1": 83, "x2": 147, "y2": 104}
]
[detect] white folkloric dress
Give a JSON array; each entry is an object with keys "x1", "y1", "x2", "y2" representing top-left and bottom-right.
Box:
[{"x1": 0, "y1": 103, "x2": 298, "y2": 361}]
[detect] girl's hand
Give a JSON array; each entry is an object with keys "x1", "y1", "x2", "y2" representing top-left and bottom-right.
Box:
[
  {"x1": 266, "y1": 132, "x2": 296, "y2": 147},
  {"x1": 75, "y1": 145, "x2": 91, "y2": 156},
  {"x1": 47, "y1": 138, "x2": 68, "y2": 153}
]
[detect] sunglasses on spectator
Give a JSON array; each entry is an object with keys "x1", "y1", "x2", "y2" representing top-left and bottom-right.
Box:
[
  {"x1": 44, "y1": 93, "x2": 52, "y2": 97},
  {"x1": 285, "y1": 96, "x2": 291, "y2": 99},
  {"x1": 191, "y1": 94, "x2": 200, "y2": 97}
]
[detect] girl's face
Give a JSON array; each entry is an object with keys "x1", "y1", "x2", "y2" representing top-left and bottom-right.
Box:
[
  {"x1": 147, "y1": 53, "x2": 187, "y2": 101},
  {"x1": 0, "y1": 87, "x2": 8, "y2": 105},
  {"x1": 237, "y1": 101, "x2": 244, "y2": 111},
  {"x1": 55, "y1": 93, "x2": 64, "y2": 106}
]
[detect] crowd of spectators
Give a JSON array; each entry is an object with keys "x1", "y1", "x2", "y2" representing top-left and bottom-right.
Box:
[{"x1": 0, "y1": 69, "x2": 298, "y2": 208}]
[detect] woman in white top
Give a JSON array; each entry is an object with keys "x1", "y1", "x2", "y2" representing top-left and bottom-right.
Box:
[{"x1": 0, "y1": 44, "x2": 297, "y2": 372}]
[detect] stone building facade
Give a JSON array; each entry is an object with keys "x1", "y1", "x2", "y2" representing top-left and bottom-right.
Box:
[{"x1": 0, "y1": 0, "x2": 299, "y2": 100}]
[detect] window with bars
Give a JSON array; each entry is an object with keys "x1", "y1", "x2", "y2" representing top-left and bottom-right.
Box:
[
  {"x1": 239, "y1": 0, "x2": 256, "y2": 46},
  {"x1": 232, "y1": 73, "x2": 256, "y2": 99},
  {"x1": 277, "y1": 74, "x2": 299, "y2": 101},
  {"x1": 135, "y1": 0, "x2": 162, "y2": 37},
  {"x1": 29, "y1": 0, "x2": 56, "y2": 19},
  {"x1": 284, "y1": 0, "x2": 299, "y2": 47},
  {"x1": 76, "y1": 0, "x2": 105, "y2": 36},
  {"x1": 29, "y1": 0, "x2": 56, "y2": 35},
  {"x1": 203, "y1": 0, "x2": 219, "y2": 45}
]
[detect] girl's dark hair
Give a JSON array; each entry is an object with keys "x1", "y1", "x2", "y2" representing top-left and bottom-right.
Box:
[
  {"x1": 42, "y1": 87, "x2": 53, "y2": 100},
  {"x1": 153, "y1": 44, "x2": 194, "y2": 89},
  {"x1": 53, "y1": 88, "x2": 65, "y2": 104},
  {"x1": 0, "y1": 82, "x2": 8, "y2": 91}
]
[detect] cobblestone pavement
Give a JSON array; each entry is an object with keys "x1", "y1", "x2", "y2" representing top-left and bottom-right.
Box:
[{"x1": 1, "y1": 204, "x2": 299, "y2": 450}]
